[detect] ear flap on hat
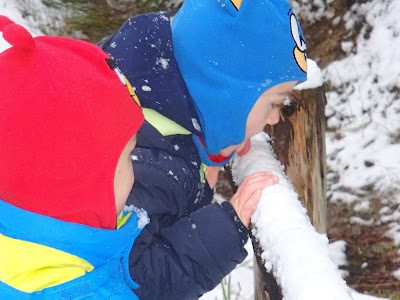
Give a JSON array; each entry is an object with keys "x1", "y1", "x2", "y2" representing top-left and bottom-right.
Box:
[{"x1": 0, "y1": 15, "x2": 34, "y2": 50}]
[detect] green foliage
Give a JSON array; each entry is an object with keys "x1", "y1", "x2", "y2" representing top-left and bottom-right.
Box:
[
  {"x1": 42, "y1": 0, "x2": 182, "y2": 43},
  {"x1": 218, "y1": 257, "x2": 253, "y2": 300},
  {"x1": 220, "y1": 274, "x2": 243, "y2": 300},
  {"x1": 41, "y1": 0, "x2": 124, "y2": 42}
]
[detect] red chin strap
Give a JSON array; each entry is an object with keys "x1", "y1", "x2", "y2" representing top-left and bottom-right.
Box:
[{"x1": 196, "y1": 136, "x2": 230, "y2": 164}]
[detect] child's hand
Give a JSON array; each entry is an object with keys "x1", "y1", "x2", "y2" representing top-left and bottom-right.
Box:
[
  {"x1": 206, "y1": 166, "x2": 220, "y2": 189},
  {"x1": 229, "y1": 172, "x2": 279, "y2": 228}
]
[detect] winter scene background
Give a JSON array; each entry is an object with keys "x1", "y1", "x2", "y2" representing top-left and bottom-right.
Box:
[{"x1": 1, "y1": 0, "x2": 399, "y2": 299}]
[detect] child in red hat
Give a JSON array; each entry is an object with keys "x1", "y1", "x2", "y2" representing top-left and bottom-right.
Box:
[{"x1": 0, "y1": 16, "x2": 146, "y2": 298}]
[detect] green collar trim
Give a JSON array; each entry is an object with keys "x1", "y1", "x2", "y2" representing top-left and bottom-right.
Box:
[{"x1": 143, "y1": 108, "x2": 191, "y2": 136}]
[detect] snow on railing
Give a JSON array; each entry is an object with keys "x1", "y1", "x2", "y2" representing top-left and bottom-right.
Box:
[{"x1": 231, "y1": 132, "x2": 353, "y2": 300}]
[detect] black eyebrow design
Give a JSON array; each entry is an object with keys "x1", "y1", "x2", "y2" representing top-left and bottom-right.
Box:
[
  {"x1": 105, "y1": 58, "x2": 117, "y2": 70},
  {"x1": 230, "y1": 0, "x2": 239, "y2": 11}
]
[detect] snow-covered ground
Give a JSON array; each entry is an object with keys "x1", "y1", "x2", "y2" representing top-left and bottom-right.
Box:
[
  {"x1": 326, "y1": 0, "x2": 400, "y2": 289},
  {"x1": 1, "y1": 0, "x2": 399, "y2": 299},
  {"x1": 324, "y1": 0, "x2": 400, "y2": 240},
  {"x1": 324, "y1": 0, "x2": 400, "y2": 198}
]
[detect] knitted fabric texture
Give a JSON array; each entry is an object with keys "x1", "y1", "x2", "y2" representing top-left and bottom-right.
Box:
[
  {"x1": 172, "y1": 0, "x2": 308, "y2": 155},
  {"x1": 0, "y1": 16, "x2": 144, "y2": 229}
]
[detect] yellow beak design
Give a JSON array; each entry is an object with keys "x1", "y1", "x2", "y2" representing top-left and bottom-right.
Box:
[
  {"x1": 125, "y1": 76, "x2": 141, "y2": 107},
  {"x1": 294, "y1": 47, "x2": 307, "y2": 73}
]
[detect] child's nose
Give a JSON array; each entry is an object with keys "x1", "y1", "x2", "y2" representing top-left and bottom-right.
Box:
[{"x1": 266, "y1": 110, "x2": 280, "y2": 125}]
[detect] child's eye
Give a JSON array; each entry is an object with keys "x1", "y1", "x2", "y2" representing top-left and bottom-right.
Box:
[
  {"x1": 291, "y1": 14, "x2": 306, "y2": 52},
  {"x1": 271, "y1": 103, "x2": 284, "y2": 109}
]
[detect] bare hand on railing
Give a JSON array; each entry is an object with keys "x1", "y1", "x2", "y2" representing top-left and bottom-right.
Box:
[{"x1": 229, "y1": 171, "x2": 279, "y2": 228}]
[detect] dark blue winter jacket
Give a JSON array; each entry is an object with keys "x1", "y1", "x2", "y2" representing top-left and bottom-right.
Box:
[{"x1": 100, "y1": 12, "x2": 249, "y2": 299}]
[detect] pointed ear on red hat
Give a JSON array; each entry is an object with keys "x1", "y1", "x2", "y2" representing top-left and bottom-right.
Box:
[{"x1": 0, "y1": 15, "x2": 34, "y2": 50}]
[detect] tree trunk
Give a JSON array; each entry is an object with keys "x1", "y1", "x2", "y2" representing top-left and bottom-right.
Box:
[{"x1": 253, "y1": 86, "x2": 328, "y2": 299}]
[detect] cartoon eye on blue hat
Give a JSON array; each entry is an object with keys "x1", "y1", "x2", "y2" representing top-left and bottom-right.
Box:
[{"x1": 290, "y1": 11, "x2": 307, "y2": 73}]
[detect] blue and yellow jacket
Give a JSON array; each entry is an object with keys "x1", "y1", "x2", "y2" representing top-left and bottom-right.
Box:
[
  {"x1": 0, "y1": 199, "x2": 146, "y2": 299},
  {"x1": 100, "y1": 12, "x2": 249, "y2": 300}
]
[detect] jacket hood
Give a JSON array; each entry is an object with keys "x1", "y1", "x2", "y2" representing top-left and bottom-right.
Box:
[
  {"x1": 0, "y1": 199, "x2": 146, "y2": 268},
  {"x1": 0, "y1": 199, "x2": 147, "y2": 297}
]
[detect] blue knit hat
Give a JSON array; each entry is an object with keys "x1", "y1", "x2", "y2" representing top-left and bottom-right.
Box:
[{"x1": 172, "y1": 0, "x2": 307, "y2": 159}]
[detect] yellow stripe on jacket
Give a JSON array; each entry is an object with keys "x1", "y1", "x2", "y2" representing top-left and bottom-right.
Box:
[{"x1": 0, "y1": 232, "x2": 94, "y2": 293}]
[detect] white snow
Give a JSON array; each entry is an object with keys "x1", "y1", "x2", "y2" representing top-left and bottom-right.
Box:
[
  {"x1": 329, "y1": 240, "x2": 350, "y2": 279},
  {"x1": 291, "y1": 0, "x2": 332, "y2": 23},
  {"x1": 141, "y1": 85, "x2": 152, "y2": 92},
  {"x1": 191, "y1": 118, "x2": 202, "y2": 131},
  {"x1": 323, "y1": 0, "x2": 400, "y2": 282},
  {"x1": 2, "y1": 1, "x2": 399, "y2": 299},
  {"x1": 361, "y1": 262, "x2": 368, "y2": 269},
  {"x1": 295, "y1": 58, "x2": 323, "y2": 90},
  {"x1": 354, "y1": 201, "x2": 370, "y2": 212},
  {"x1": 230, "y1": 133, "x2": 353, "y2": 300},
  {"x1": 156, "y1": 57, "x2": 170, "y2": 70},
  {"x1": 350, "y1": 216, "x2": 374, "y2": 226},
  {"x1": 123, "y1": 205, "x2": 150, "y2": 229},
  {"x1": 202, "y1": 134, "x2": 390, "y2": 300},
  {"x1": 325, "y1": 0, "x2": 400, "y2": 199},
  {"x1": 393, "y1": 269, "x2": 400, "y2": 281}
]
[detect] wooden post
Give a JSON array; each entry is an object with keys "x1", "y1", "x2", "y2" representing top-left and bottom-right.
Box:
[{"x1": 253, "y1": 86, "x2": 328, "y2": 299}]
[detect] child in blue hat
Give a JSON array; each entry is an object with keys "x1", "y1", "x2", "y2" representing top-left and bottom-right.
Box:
[{"x1": 100, "y1": 0, "x2": 307, "y2": 298}]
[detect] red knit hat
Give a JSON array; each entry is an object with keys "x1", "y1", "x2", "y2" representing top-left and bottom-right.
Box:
[{"x1": 0, "y1": 16, "x2": 144, "y2": 229}]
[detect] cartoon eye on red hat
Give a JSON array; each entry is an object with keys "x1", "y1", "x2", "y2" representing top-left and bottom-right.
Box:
[{"x1": 106, "y1": 57, "x2": 142, "y2": 107}]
